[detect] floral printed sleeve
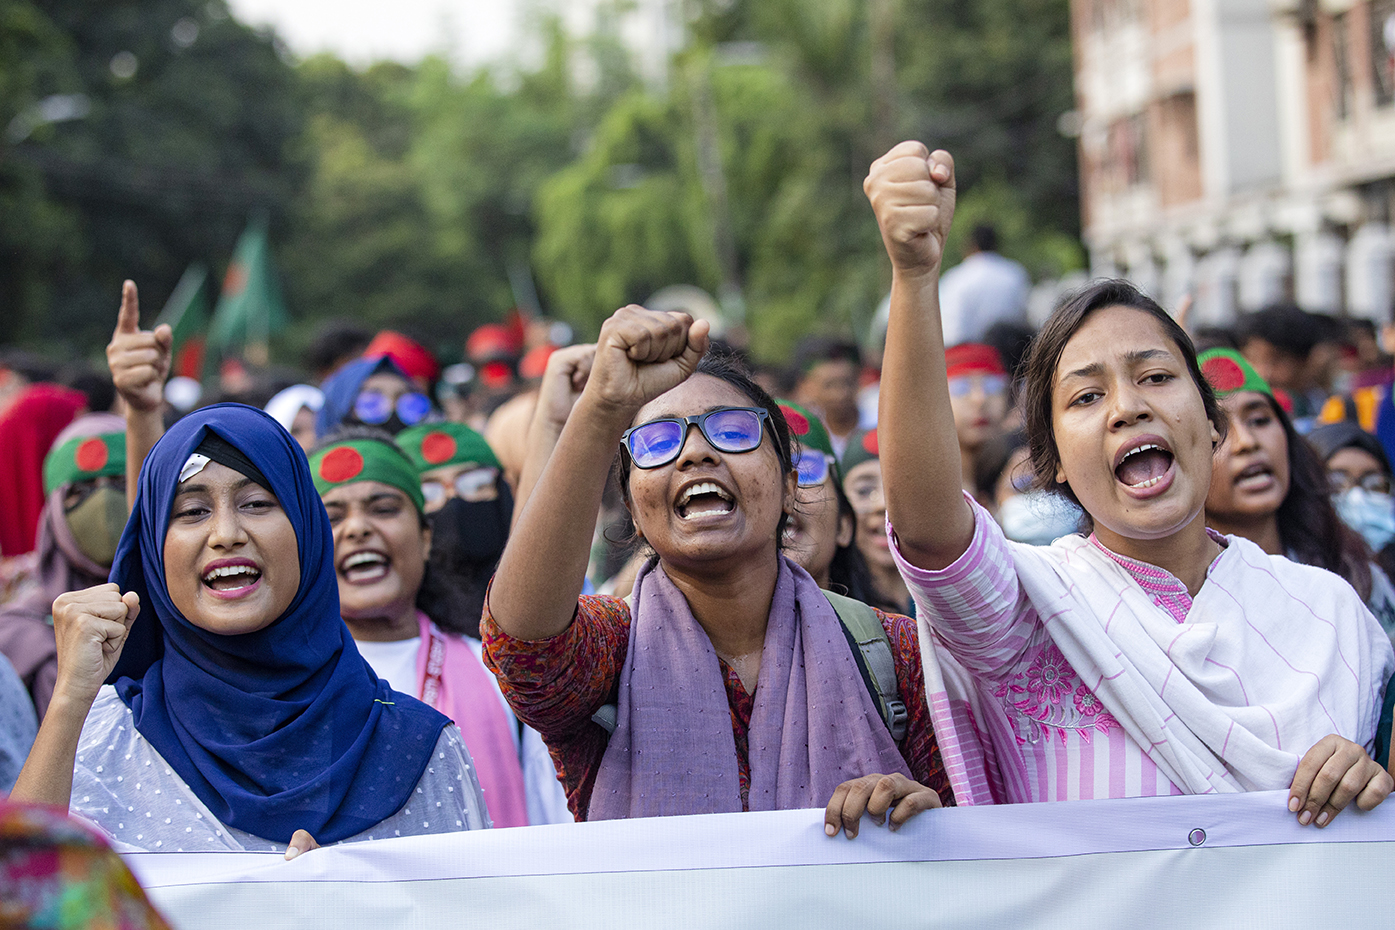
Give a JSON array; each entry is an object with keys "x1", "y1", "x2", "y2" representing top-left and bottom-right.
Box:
[{"x1": 480, "y1": 590, "x2": 632, "y2": 819}]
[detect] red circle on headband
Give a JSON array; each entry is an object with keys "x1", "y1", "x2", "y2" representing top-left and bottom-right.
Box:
[
  {"x1": 320, "y1": 447, "x2": 365, "y2": 483},
  {"x1": 782, "y1": 408, "x2": 810, "y2": 436},
  {"x1": 421, "y1": 431, "x2": 457, "y2": 465},
  {"x1": 1202, "y1": 357, "x2": 1246, "y2": 394},
  {"x1": 75, "y1": 438, "x2": 109, "y2": 472},
  {"x1": 862, "y1": 430, "x2": 879, "y2": 455}
]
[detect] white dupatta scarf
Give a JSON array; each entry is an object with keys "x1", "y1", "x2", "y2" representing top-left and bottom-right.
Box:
[{"x1": 922, "y1": 528, "x2": 1393, "y2": 802}]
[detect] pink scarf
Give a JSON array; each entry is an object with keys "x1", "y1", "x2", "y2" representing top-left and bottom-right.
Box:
[
  {"x1": 413, "y1": 612, "x2": 529, "y2": 827},
  {"x1": 589, "y1": 557, "x2": 910, "y2": 820}
]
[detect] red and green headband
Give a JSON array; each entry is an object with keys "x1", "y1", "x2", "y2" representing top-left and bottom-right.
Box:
[
  {"x1": 44, "y1": 433, "x2": 125, "y2": 495},
  {"x1": 839, "y1": 428, "x2": 880, "y2": 476},
  {"x1": 777, "y1": 400, "x2": 841, "y2": 483},
  {"x1": 396, "y1": 422, "x2": 500, "y2": 475},
  {"x1": 1197, "y1": 348, "x2": 1271, "y2": 399},
  {"x1": 310, "y1": 438, "x2": 426, "y2": 514}
]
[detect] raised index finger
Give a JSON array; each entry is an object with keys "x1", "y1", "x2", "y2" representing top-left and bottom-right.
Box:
[{"x1": 115, "y1": 280, "x2": 141, "y2": 335}]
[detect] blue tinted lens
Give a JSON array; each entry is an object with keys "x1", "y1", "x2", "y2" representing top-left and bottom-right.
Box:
[
  {"x1": 628, "y1": 420, "x2": 685, "y2": 467},
  {"x1": 354, "y1": 391, "x2": 392, "y2": 424},
  {"x1": 703, "y1": 409, "x2": 763, "y2": 452},
  {"x1": 396, "y1": 392, "x2": 432, "y2": 425},
  {"x1": 794, "y1": 450, "x2": 830, "y2": 487}
]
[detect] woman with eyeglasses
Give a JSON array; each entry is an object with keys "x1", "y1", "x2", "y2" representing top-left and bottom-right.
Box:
[
  {"x1": 945, "y1": 343, "x2": 1010, "y2": 501},
  {"x1": 839, "y1": 429, "x2": 912, "y2": 613},
  {"x1": 1200, "y1": 349, "x2": 1395, "y2": 632},
  {"x1": 776, "y1": 400, "x2": 880, "y2": 607},
  {"x1": 483, "y1": 307, "x2": 949, "y2": 830},
  {"x1": 316, "y1": 355, "x2": 435, "y2": 439}
]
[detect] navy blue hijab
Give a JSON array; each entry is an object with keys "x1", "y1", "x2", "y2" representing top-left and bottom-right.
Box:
[
  {"x1": 107, "y1": 404, "x2": 448, "y2": 845},
  {"x1": 315, "y1": 355, "x2": 409, "y2": 439}
]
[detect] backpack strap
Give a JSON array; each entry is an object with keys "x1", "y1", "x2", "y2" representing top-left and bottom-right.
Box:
[
  {"x1": 590, "y1": 591, "x2": 910, "y2": 742},
  {"x1": 823, "y1": 590, "x2": 909, "y2": 742}
]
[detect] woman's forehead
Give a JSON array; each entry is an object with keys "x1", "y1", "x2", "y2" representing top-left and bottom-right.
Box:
[
  {"x1": 634, "y1": 374, "x2": 753, "y2": 423},
  {"x1": 1054, "y1": 307, "x2": 1182, "y2": 379},
  {"x1": 321, "y1": 478, "x2": 407, "y2": 506},
  {"x1": 174, "y1": 459, "x2": 254, "y2": 495}
]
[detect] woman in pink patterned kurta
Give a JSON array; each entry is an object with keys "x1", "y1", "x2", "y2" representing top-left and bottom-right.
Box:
[{"x1": 862, "y1": 141, "x2": 1394, "y2": 831}]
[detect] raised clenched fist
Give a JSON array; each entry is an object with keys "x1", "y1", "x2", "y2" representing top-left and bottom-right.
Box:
[
  {"x1": 51, "y1": 583, "x2": 140, "y2": 705},
  {"x1": 584, "y1": 305, "x2": 711, "y2": 415},
  {"x1": 864, "y1": 143, "x2": 956, "y2": 278}
]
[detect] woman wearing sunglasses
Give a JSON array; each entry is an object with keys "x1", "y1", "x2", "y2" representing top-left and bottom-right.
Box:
[
  {"x1": 484, "y1": 307, "x2": 949, "y2": 829},
  {"x1": 776, "y1": 400, "x2": 880, "y2": 608},
  {"x1": 316, "y1": 355, "x2": 435, "y2": 440}
]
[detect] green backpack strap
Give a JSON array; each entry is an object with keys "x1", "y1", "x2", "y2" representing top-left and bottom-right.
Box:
[{"x1": 823, "y1": 590, "x2": 909, "y2": 742}]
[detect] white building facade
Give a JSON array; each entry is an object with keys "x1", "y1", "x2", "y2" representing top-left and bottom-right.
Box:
[{"x1": 1074, "y1": 0, "x2": 1395, "y2": 324}]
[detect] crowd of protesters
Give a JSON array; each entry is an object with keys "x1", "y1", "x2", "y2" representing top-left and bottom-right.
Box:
[{"x1": 2, "y1": 143, "x2": 1394, "y2": 918}]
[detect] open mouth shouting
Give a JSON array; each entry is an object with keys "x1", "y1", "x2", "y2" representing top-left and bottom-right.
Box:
[
  {"x1": 1231, "y1": 460, "x2": 1275, "y2": 493},
  {"x1": 201, "y1": 558, "x2": 263, "y2": 599},
  {"x1": 1114, "y1": 436, "x2": 1176, "y2": 497},
  {"x1": 339, "y1": 549, "x2": 392, "y2": 585},
  {"x1": 675, "y1": 480, "x2": 735, "y2": 521}
]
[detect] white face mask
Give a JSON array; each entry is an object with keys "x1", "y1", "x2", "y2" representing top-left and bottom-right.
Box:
[
  {"x1": 997, "y1": 492, "x2": 1083, "y2": 547},
  {"x1": 1334, "y1": 487, "x2": 1395, "y2": 553}
]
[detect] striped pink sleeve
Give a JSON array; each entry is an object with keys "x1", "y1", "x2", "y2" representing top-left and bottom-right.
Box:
[{"x1": 888, "y1": 492, "x2": 1038, "y2": 676}]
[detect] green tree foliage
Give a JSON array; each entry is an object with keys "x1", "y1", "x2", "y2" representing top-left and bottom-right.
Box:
[
  {"x1": 3, "y1": 0, "x2": 301, "y2": 353},
  {"x1": 2, "y1": 0, "x2": 1083, "y2": 369}
]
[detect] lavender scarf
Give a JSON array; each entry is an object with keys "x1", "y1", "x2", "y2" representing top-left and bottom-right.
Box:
[{"x1": 589, "y1": 555, "x2": 911, "y2": 819}]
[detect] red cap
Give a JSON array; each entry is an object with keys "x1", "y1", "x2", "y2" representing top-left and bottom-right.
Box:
[
  {"x1": 520, "y1": 344, "x2": 557, "y2": 380},
  {"x1": 466, "y1": 323, "x2": 524, "y2": 362},
  {"x1": 945, "y1": 343, "x2": 1005, "y2": 379},
  {"x1": 365, "y1": 331, "x2": 440, "y2": 385}
]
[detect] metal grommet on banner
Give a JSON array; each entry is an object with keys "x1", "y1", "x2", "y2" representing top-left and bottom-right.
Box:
[{"x1": 1188, "y1": 828, "x2": 1206, "y2": 847}]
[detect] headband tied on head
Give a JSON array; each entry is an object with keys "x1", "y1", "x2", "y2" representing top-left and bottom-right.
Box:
[
  {"x1": 1198, "y1": 348, "x2": 1271, "y2": 399},
  {"x1": 43, "y1": 432, "x2": 125, "y2": 495},
  {"x1": 397, "y1": 422, "x2": 500, "y2": 475},
  {"x1": 945, "y1": 343, "x2": 1006, "y2": 380},
  {"x1": 777, "y1": 400, "x2": 841, "y2": 484},
  {"x1": 309, "y1": 438, "x2": 427, "y2": 514},
  {"x1": 839, "y1": 427, "x2": 880, "y2": 476}
]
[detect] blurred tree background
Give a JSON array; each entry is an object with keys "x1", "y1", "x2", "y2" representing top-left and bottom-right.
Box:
[{"x1": 0, "y1": 0, "x2": 1082, "y2": 365}]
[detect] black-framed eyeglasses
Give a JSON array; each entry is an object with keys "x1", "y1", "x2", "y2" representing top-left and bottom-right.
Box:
[
  {"x1": 621, "y1": 407, "x2": 772, "y2": 469},
  {"x1": 793, "y1": 448, "x2": 832, "y2": 487},
  {"x1": 354, "y1": 390, "x2": 432, "y2": 427}
]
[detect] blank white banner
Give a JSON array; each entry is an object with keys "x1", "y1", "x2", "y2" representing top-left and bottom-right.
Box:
[{"x1": 124, "y1": 790, "x2": 1395, "y2": 929}]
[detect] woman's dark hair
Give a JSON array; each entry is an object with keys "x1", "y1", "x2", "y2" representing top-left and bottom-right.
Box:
[
  {"x1": 1257, "y1": 396, "x2": 1376, "y2": 600},
  {"x1": 613, "y1": 348, "x2": 796, "y2": 546},
  {"x1": 820, "y1": 476, "x2": 897, "y2": 611},
  {"x1": 311, "y1": 425, "x2": 486, "y2": 636},
  {"x1": 1020, "y1": 279, "x2": 1228, "y2": 525}
]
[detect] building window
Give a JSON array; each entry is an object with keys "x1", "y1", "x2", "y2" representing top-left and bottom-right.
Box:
[
  {"x1": 1335, "y1": 12, "x2": 1354, "y2": 120},
  {"x1": 1372, "y1": 0, "x2": 1395, "y2": 106},
  {"x1": 1104, "y1": 112, "x2": 1149, "y2": 191}
]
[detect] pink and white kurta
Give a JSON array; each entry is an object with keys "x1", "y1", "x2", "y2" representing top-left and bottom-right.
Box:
[{"x1": 892, "y1": 495, "x2": 1395, "y2": 805}]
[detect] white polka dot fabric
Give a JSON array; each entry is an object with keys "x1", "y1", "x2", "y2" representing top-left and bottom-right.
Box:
[{"x1": 70, "y1": 686, "x2": 489, "y2": 852}]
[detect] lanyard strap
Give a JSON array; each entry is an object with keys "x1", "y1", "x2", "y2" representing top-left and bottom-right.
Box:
[{"x1": 421, "y1": 628, "x2": 447, "y2": 708}]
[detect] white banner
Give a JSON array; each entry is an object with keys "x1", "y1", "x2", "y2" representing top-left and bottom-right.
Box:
[{"x1": 125, "y1": 791, "x2": 1395, "y2": 929}]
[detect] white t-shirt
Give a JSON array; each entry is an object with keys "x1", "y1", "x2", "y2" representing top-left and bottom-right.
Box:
[
  {"x1": 938, "y1": 251, "x2": 1031, "y2": 346},
  {"x1": 356, "y1": 636, "x2": 423, "y2": 696}
]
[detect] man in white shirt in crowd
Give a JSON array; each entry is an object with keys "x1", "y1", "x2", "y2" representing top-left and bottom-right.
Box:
[{"x1": 938, "y1": 224, "x2": 1030, "y2": 347}]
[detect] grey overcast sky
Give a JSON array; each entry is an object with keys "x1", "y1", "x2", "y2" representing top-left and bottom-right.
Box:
[{"x1": 224, "y1": 0, "x2": 523, "y2": 67}]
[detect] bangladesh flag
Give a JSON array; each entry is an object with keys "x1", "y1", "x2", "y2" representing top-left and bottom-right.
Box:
[
  {"x1": 157, "y1": 263, "x2": 211, "y2": 381},
  {"x1": 207, "y1": 215, "x2": 288, "y2": 370}
]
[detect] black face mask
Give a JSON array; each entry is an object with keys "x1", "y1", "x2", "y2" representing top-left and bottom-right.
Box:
[{"x1": 430, "y1": 482, "x2": 514, "y2": 566}]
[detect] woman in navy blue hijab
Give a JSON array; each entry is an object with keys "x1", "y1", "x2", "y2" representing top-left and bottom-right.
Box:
[{"x1": 12, "y1": 404, "x2": 489, "y2": 854}]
